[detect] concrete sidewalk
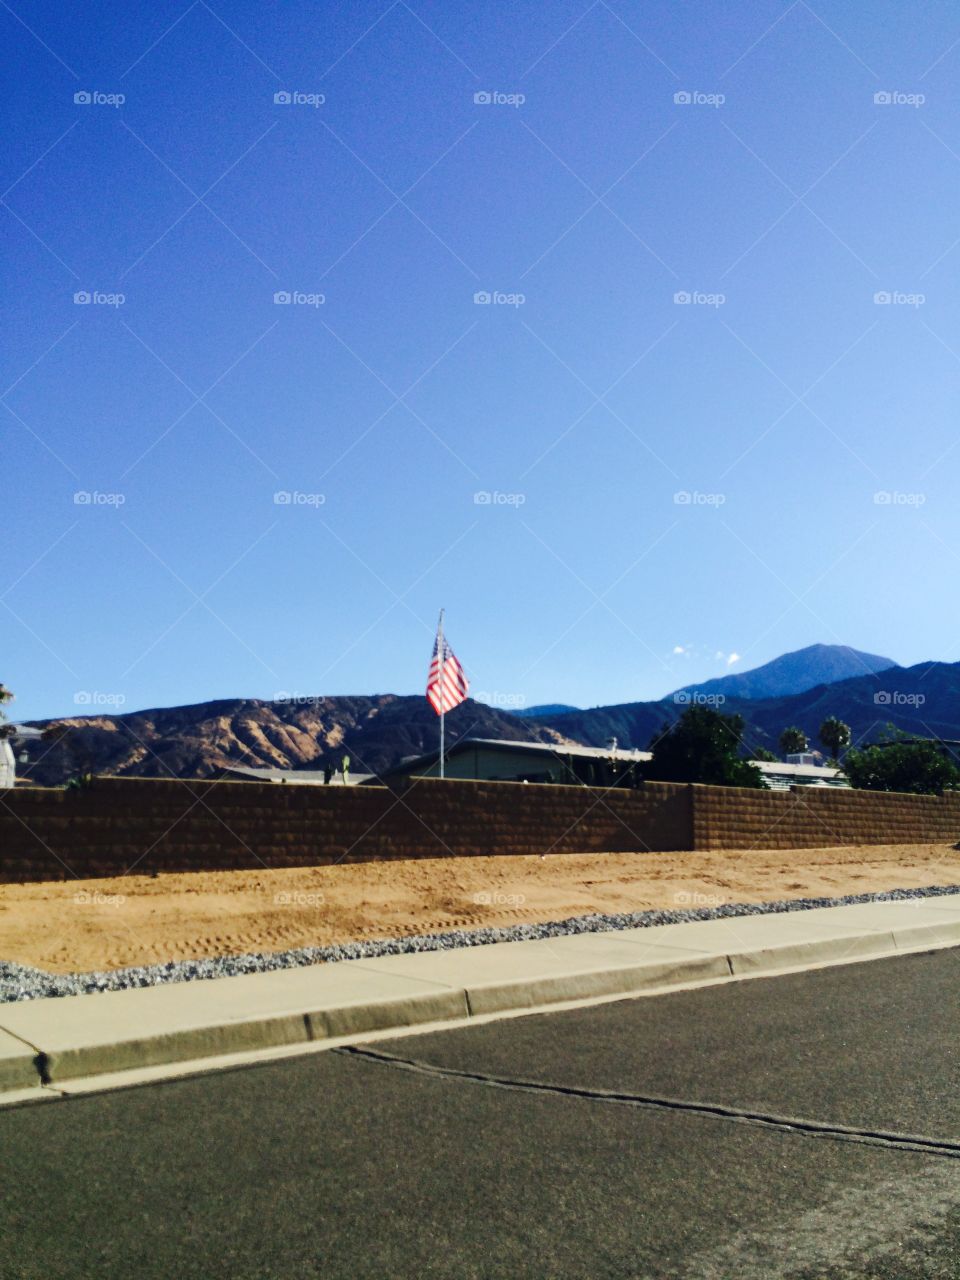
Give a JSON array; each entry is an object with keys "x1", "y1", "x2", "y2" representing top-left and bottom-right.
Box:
[{"x1": 3, "y1": 895, "x2": 960, "y2": 1102}]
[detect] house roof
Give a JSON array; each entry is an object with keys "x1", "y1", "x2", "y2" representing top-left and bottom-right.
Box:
[
  {"x1": 219, "y1": 765, "x2": 375, "y2": 786},
  {"x1": 379, "y1": 736, "x2": 843, "y2": 783},
  {"x1": 466, "y1": 737, "x2": 652, "y2": 762},
  {"x1": 754, "y1": 761, "x2": 842, "y2": 779},
  {"x1": 382, "y1": 737, "x2": 651, "y2": 778}
]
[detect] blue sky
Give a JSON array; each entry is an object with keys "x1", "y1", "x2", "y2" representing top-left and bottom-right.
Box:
[{"x1": 5, "y1": 0, "x2": 960, "y2": 722}]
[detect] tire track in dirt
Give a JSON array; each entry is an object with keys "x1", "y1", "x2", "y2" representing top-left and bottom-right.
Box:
[{"x1": 3, "y1": 843, "x2": 959, "y2": 973}]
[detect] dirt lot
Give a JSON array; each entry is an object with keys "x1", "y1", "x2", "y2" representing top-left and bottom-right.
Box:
[{"x1": 2, "y1": 843, "x2": 960, "y2": 974}]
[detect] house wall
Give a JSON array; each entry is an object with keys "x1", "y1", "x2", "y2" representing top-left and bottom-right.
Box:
[{"x1": 415, "y1": 745, "x2": 565, "y2": 780}]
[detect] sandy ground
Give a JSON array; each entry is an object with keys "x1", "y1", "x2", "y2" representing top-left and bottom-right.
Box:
[{"x1": 2, "y1": 843, "x2": 960, "y2": 974}]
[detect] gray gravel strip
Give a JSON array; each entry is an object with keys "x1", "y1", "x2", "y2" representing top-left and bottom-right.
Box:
[{"x1": 2, "y1": 883, "x2": 959, "y2": 1004}]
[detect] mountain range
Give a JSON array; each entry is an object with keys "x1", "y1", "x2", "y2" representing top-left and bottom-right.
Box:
[
  {"x1": 15, "y1": 694, "x2": 573, "y2": 788},
  {"x1": 533, "y1": 658, "x2": 953, "y2": 757},
  {"x1": 669, "y1": 643, "x2": 897, "y2": 702},
  {"x1": 13, "y1": 645, "x2": 955, "y2": 786},
  {"x1": 514, "y1": 703, "x2": 581, "y2": 718}
]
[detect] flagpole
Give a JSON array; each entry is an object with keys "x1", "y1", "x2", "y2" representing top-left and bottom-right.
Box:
[{"x1": 437, "y1": 607, "x2": 445, "y2": 779}]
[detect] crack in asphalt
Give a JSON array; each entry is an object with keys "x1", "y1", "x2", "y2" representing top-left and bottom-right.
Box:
[{"x1": 339, "y1": 1044, "x2": 960, "y2": 1161}]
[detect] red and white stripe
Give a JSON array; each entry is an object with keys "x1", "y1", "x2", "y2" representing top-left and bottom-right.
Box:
[{"x1": 426, "y1": 632, "x2": 469, "y2": 715}]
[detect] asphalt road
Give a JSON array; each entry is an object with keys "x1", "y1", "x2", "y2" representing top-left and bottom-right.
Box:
[{"x1": 4, "y1": 949, "x2": 960, "y2": 1279}]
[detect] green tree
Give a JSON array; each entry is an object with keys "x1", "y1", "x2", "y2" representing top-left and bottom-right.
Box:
[
  {"x1": 842, "y1": 740, "x2": 960, "y2": 795},
  {"x1": 752, "y1": 746, "x2": 778, "y2": 762},
  {"x1": 819, "y1": 716, "x2": 851, "y2": 761},
  {"x1": 778, "y1": 726, "x2": 808, "y2": 756},
  {"x1": 646, "y1": 706, "x2": 764, "y2": 788}
]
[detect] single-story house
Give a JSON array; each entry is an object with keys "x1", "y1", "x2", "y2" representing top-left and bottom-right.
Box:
[
  {"x1": 377, "y1": 738, "x2": 649, "y2": 785},
  {"x1": 755, "y1": 760, "x2": 847, "y2": 790},
  {"x1": 217, "y1": 765, "x2": 375, "y2": 786},
  {"x1": 374, "y1": 737, "x2": 847, "y2": 789},
  {"x1": 0, "y1": 724, "x2": 44, "y2": 789}
]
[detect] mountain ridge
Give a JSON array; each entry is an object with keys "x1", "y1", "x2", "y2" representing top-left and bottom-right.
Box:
[
  {"x1": 14, "y1": 650, "x2": 956, "y2": 787},
  {"x1": 671, "y1": 643, "x2": 898, "y2": 703},
  {"x1": 534, "y1": 659, "x2": 956, "y2": 756},
  {"x1": 15, "y1": 694, "x2": 576, "y2": 787}
]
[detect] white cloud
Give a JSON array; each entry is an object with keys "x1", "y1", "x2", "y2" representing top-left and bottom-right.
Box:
[{"x1": 676, "y1": 644, "x2": 740, "y2": 665}]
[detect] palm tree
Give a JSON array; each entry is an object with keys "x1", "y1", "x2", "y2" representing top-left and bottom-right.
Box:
[
  {"x1": 778, "y1": 726, "x2": 808, "y2": 756},
  {"x1": 819, "y1": 716, "x2": 851, "y2": 762}
]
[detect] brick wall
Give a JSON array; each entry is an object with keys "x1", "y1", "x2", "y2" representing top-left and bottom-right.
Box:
[
  {"x1": 2, "y1": 776, "x2": 959, "y2": 883},
  {"x1": 0, "y1": 776, "x2": 694, "y2": 882},
  {"x1": 692, "y1": 782, "x2": 960, "y2": 850}
]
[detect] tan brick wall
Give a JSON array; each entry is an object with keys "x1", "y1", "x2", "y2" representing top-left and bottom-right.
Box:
[
  {"x1": 691, "y1": 783, "x2": 960, "y2": 850},
  {"x1": 3, "y1": 776, "x2": 958, "y2": 883},
  {"x1": 0, "y1": 776, "x2": 694, "y2": 882}
]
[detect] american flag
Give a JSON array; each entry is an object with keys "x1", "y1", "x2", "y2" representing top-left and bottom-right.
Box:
[{"x1": 426, "y1": 628, "x2": 469, "y2": 715}]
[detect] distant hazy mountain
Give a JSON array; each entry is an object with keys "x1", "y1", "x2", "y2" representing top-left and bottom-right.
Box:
[
  {"x1": 531, "y1": 659, "x2": 957, "y2": 757},
  {"x1": 672, "y1": 644, "x2": 898, "y2": 703},
  {"x1": 723, "y1": 660, "x2": 959, "y2": 755},
  {"x1": 512, "y1": 703, "x2": 581, "y2": 718},
  {"x1": 17, "y1": 650, "x2": 952, "y2": 788},
  {"x1": 16, "y1": 695, "x2": 576, "y2": 787}
]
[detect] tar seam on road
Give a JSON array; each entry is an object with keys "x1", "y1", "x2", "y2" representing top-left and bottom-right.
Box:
[{"x1": 338, "y1": 1045, "x2": 960, "y2": 1162}]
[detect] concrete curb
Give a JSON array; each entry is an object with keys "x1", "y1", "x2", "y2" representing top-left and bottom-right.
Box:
[{"x1": 2, "y1": 897, "x2": 960, "y2": 1100}]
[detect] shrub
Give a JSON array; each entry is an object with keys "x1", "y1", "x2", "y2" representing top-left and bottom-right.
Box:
[
  {"x1": 842, "y1": 740, "x2": 960, "y2": 795},
  {"x1": 646, "y1": 706, "x2": 764, "y2": 788}
]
